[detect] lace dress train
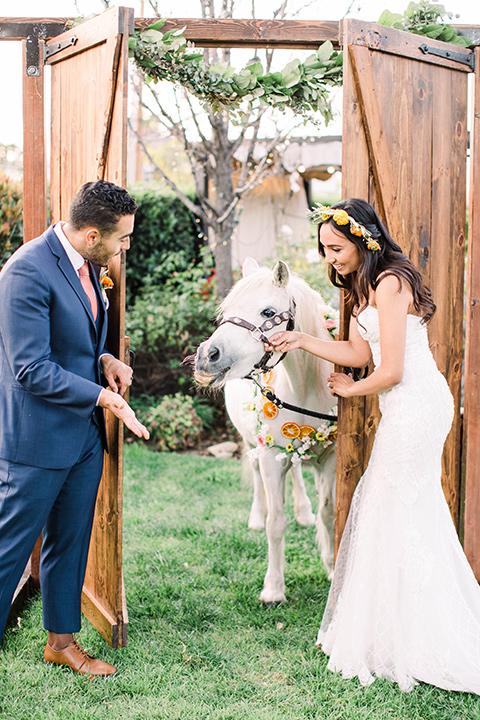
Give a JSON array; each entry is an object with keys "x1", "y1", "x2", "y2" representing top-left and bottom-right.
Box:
[{"x1": 317, "y1": 306, "x2": 480, "y2": 693}]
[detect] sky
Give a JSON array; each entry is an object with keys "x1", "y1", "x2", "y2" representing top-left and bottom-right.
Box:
[{"x1": 0, "y1": 0, "x2": 479, "y2": 147}]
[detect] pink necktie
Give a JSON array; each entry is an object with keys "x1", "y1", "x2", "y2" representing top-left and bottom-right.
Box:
[{"x1": 78, "y1": 261, "x2": 98, "y2": 321}]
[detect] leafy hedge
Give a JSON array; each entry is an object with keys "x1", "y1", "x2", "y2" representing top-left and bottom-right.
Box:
[
  {"x1": 127, "y1": 190, "x2": 204, "y2": 306},
  {"x1": 0, "y1": 173, "x2": 23, "y2": 269}
]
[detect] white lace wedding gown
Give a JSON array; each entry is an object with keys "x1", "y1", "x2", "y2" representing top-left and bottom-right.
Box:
[{"x1": 317, "y1": 305, "x2": 480, "y2": 693}]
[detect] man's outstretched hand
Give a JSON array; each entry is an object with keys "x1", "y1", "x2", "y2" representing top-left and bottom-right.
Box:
[{"x1": 98, "y1": 388, "x2": 150, "y2": 439}]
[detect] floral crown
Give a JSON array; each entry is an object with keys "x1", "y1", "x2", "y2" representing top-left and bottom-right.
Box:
[{"x1": 308, "y1": 203, "x2": 380, "y2": 252}]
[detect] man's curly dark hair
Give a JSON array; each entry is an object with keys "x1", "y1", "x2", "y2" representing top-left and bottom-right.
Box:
[{"x1": 69, "y1": 180, "x2": 138, "y2": 236}]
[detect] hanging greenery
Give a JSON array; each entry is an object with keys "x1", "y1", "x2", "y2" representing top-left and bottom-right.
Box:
[
  {"x1": 129, "y1": 19, "x2": 343, "y2": 125},
  {"x1": 378, "y1": 1, "x2": 471, "y2": 47},
  {"x1": 129, "y1": 2, "x2": 470, "y2": 126}
]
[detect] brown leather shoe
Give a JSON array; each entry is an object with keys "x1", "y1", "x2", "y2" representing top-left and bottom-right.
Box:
[{"x1": 44, "y1": 639, "x2": 117, "y2": 676}]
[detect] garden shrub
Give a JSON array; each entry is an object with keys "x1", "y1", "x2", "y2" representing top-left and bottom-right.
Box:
[
  {"x1": 127, "y1": 190, "x2": 204, "y2": 305},
  {"x1": 0, "y1": 173, "x2": 23, "y2": 269},
  {"x1": 126, "y1": 250, "x2": 217, "y2": 396},
  {"x1": 131, "y1": 392, "x2": 204, "y2": 451}
]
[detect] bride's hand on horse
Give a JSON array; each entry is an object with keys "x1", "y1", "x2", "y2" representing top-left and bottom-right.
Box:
[
  {"x1": 327, "y1": 371, "x2": 355, "y2": 397},
  {"x1": 265, "y1": 331, "x2": 302, "y2": 353}
]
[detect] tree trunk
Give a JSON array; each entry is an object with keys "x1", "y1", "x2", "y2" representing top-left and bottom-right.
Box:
[{"x1": 212, "y1": 216, "x2": 235, "y2": 299}]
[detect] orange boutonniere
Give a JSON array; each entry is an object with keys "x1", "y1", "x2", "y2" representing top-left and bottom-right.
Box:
[{"x1": 99, "y1": 269, "x2": 114, "y2": 303}]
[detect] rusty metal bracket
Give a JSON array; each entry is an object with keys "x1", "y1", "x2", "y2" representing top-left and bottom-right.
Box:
[
  {"x1": 419, "y1": 42, "x2": 475, "y2": 71},
  {"x1": 25, "y1": 34, "x2": 41, "y2": 76},
  {"x1": 44, "y1": 35, "x2": 78, "y2": 63}
]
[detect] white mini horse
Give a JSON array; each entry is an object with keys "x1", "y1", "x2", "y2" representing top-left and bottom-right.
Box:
[{"x1": 195, "y1": 258, "x2": 337, "y2": 603}]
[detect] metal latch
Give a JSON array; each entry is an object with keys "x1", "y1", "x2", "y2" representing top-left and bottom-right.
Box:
[
  {"x1": 419, "y1": 42, "x2": 475, "y2": 71},
  {"x1": 44, "y1": 36, "x2": 78, "y2": 63}
]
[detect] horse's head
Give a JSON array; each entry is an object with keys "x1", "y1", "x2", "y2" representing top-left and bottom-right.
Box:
[{"x1": 194, "y1": 258, "x2": 294, "y2": 387}]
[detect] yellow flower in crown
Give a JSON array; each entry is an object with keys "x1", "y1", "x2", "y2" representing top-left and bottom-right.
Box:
[{"x1": 333, "y1": 209, "x2": 350, "y2": 225}]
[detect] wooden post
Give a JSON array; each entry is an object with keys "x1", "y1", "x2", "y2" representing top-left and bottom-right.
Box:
[
  {"x1": 22, "y1": 38, "x2": 47, "y2": 242},
  {"x1": 463, "y1": 48, "x2": 480, "y2": 578}
]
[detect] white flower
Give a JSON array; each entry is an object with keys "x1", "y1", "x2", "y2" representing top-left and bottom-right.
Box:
[{"x1": 275, "y1": 452, "x2": 287, "y2": 462}]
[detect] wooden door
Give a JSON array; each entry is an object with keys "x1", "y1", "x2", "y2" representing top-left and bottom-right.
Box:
[
  {"x1": 463, "y1": 47, "x2": 480, "y2": 579},
  {"x1": 44, "y1": 6, "x2": 134, "y2": 647},
  {"x1": 336, "y1": 20, "x2": 473, "y2": 559}
]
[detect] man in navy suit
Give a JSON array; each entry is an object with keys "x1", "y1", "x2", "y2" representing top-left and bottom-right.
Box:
[{"x1": 0, "y1": 180, "x2": 149, "y2": 675}]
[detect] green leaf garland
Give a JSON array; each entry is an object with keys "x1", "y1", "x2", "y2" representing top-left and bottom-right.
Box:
[{"x1": 129, "y1": 21, "x2": 343, "y2": 125}]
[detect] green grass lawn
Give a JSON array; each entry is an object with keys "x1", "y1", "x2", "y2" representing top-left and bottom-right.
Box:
[{"x1": 1, "y1": 443, "x2": 480, "y2": 719}]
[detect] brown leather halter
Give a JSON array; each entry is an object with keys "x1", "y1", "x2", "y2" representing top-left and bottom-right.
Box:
[
  {"x1": 219, "y1": 299, "x2": 338, "y2": 423},
  {"x1": 218, "y1": 302, "x2": 296, "y2": 376}
]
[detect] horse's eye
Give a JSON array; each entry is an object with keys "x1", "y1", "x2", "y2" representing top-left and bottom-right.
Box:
[{"x1": 262, "y1": 308, "x2": 276, "y2": 319}]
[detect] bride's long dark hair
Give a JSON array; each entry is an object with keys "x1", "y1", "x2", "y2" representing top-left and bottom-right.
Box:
[{"x1": 317, "y1": 198, "x2": 436, "y2": 323}]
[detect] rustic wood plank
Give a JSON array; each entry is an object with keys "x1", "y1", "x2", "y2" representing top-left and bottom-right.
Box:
[
  {"x1": 44, "y1": 7, "x2": 126, "y2": 65},
  {"x1": 81, "y1": 585, "x2": 118, "y2": 648},
  {"x1": 0, "y1": 19, "x2": 69, "y2": 40},
  {"x1": 97, "y1": 33, "x2": 123, "y2": 179},
  {"x1": 428, "y1": 64, "x2": 466, "y2": 527},
  {"x1": 135, "y1": 17, "x2": 340, "y2": 48},
  {"x1": 333, "y1": 22, "x2": 372, "y2": 556},
  {"x1": 408, "y1": 60, "x2": 433, "y2": 273},
  {"x1": 2, "y1": 18, "x2": 479, "y2": 49},
  {"x1": 349, "y1": 43, "x2": 406, "y2": 248},
  {"x1": 49, "y1": 52, "x2": 61, "y2": 223},
  {"x1": 463, "y1": 48, "x2": 480, "y2": 579},
  {"x1": 448, "y1": 67, "x2": 468, "y2": 527},
  {"x1": 22, "y1": 39, "x2": 46, "y2": 242},
  {"x1": 345, "y1": 19, "x2": 474, "y2": 73},
  {"x1": 83, "y1": 10, "x2": 131, "y2": 644}
]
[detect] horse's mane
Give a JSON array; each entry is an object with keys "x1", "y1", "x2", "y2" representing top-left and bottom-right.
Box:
[{"x1": 219, "y1": 266, "x2": 332, "y2": 343}]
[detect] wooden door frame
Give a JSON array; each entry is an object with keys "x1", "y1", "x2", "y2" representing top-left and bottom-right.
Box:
[{"x1": 2, "y1": 13, "x2": 480, "y2": 635}]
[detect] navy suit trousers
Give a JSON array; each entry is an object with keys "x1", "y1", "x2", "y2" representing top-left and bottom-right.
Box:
[{"x1": 0, "y1": 419, "x2": 103, "y2": 641}]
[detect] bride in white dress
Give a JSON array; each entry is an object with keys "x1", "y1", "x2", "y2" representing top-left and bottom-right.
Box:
[{"x1": 266, "y1": 198, "x2": 480, "y2": 694}]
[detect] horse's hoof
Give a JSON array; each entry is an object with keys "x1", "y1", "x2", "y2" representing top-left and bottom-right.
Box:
[
  {"x1": 259, "y1": 589, "x2": 287, "y2": 604},
  {"x1": 248, "y1": 516, "x2": 265, "y2": 531},
  {"x1": 295, "y1": 511, "x2": 316, "y2": 527}
]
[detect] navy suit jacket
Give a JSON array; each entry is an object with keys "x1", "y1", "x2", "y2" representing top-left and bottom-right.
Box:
[{"x1": 0, "y1": 226, "x2": 109, "y2": 469}]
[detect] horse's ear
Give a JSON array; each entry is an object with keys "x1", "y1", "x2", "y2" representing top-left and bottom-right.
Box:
[
  {"x1": 242, "y1": 257, "x2": 260, "y2": 277},
  {"x1": 273, "y1": 261, "x2": 290, "y2": 288}
]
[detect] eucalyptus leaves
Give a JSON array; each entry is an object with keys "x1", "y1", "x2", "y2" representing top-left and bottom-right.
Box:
[
  {"x1": 129, "y1": 19, "x2": 343, "y2": 125},
  {"x1": 378, "y1": 1, "x2": 471, "y2": 47}
]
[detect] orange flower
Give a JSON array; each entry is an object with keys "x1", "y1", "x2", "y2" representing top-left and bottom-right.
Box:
[
  {"x1": 100, "y1": 275, "x2": 114, "y2": 289},
  {"x1": 333, "y1": 209, "x2": 349, "y2": 225},
  {"x1": 350, "y1": 224, "x2": 363, "y2": 237}
]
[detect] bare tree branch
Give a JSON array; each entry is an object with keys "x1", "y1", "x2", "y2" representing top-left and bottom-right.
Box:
[
  {"x1": 272, "y1": 1, "x2": 289, "y2": 19},
  {"x1": 129, "y1": 119, "x2": 213, "y2": 225},
  {"x1": 183, "y1": 93, "x2": 214, "y2": 153},
  {"x1": 147, "y1": 0, "x2": 160, "y2": 13}
]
